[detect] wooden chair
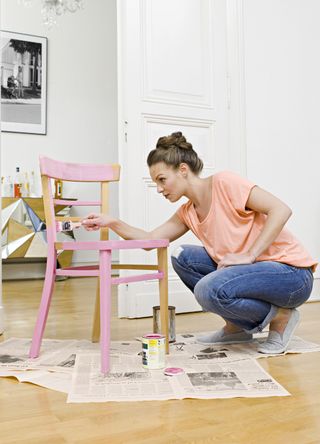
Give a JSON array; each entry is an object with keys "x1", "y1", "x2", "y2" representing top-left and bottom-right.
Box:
[{"x1": 29, "y1": 156, "x2": 169, "y2": 374}]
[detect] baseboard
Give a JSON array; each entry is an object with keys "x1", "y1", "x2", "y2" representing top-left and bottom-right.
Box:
[{"x1": 2, "y1": 260, "x2": 47, "y2": 280}]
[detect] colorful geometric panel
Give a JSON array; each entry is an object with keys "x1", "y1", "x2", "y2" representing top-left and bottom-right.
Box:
[
  {"x1": 25, "y1": 232, "x2": 48, "y2": 258},
  {"x1": 1, "y1": 199, "x2": 22, "y2": 234},
  {"x1": 22, "y1": 198, "x2": 46, "y2": 222},
  {"x1": 57, "y1": 250, "x2": 74, "y2": 269},
  {"x1": 1, "y1": 197, "x2": 74, "y2": 268},
  {"x1": 23, "y1": 200, "x2": 45, "y2": 232},
  {"x1": 7, "y1": 219, "x2": 33, "y2": 243},
  {"x1": 2, "y1": 233, "x2": 35, "y2": 259}
]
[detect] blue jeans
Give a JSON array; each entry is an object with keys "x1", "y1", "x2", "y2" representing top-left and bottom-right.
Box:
[{"x1": 171, "y1": 244, "x2": 313, "y2": 333}]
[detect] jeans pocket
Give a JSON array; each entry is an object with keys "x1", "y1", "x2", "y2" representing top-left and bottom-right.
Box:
[{"x1": 287, "y1": 271, "x2": 313, "y2": 307}]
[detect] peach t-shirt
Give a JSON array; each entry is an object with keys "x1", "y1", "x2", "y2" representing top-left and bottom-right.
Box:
[{"x1": 177, "y1": 171, "x2": 317, "y2": 272}]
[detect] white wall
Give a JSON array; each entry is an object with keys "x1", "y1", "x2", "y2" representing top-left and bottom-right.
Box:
[
  {"x1": 1, "y1": 0, "x2": 118, "y2": 264},
  {"x1": 243, "y1": 0, "x2": 320, "y2": 299},
  {"x1": 0, "y1": 4, "x2": 3, "y2": 332}
]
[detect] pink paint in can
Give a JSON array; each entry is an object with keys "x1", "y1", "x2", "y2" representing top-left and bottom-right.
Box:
[{"x1": 142, "y1": 334, "x2": 166, "y2": 369}]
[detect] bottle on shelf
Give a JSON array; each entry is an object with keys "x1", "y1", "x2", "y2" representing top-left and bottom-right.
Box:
[
  {"x1": 29, "y1": 170, "x2": 37, "y2": 197},
  {"x1": 14, "y1": 167, "x2": 23, "y2": 198},
  {"x1": 54, "y1": 178, "x2": 63, "y2": 199},
  {"x1": 21, "y1": 172, "x2": 30, "y2": 197},
  {"x1": 7, "y1": 176, "x2": 14, "y2": 197},
  {"x1": 1, "y1": 176, "x2": 15, "y2": 197}
]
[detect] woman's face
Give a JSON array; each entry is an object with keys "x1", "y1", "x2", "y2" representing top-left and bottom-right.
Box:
[{"x1": 149, "y1": 162, "x2": 186, "y2": 203}]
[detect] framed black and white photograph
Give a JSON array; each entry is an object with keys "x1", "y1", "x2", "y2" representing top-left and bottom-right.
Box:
[{"x1": 1, "y1": 31, "x2": 47, "y2": 134}]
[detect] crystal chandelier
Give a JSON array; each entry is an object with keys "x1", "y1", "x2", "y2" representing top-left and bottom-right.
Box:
[{"x1": 18, "y1": 0, "x2": 84, "y2": 28}]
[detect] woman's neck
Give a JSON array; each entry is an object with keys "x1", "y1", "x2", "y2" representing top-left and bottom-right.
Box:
[{"x1": 184, "y1": 175, "x2": 212, "y2": 209}]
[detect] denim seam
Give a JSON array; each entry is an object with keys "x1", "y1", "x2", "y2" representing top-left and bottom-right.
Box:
[
  {"x1": 287, "y1": 277, "x2": 312, "y2": 305},
  {"x1": 288, "y1": 280, "x2": 309, "y2": 297}
]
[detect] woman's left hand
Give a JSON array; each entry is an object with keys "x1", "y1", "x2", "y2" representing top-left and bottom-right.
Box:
[{"x1": 217, "y1": 252, "x2": 256, "y2": 270}]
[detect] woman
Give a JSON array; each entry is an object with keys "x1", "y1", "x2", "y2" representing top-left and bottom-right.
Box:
[{"x1": 82, "y1": 132, "x2": 316, "y2": 354}]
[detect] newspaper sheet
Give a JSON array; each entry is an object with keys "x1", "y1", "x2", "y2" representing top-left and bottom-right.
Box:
[
  {"x1": 0, "y1": 369, "x2": 71, "y2": 393},
  {"x1": 67, "y1": 353, "x2": 289, "y2": 403},
  {"x1": 1, "y1": 334, "x2": 319, "y2": 401},
  {"x1": 0, "y1": 338, "x2": 143, "y2": 371},
  {"x1": 173, "y1": 332, "x2": 320, "y2": 359},
  {"x1": 0, "y1": 338, "x2": 98, "y2": 371}
]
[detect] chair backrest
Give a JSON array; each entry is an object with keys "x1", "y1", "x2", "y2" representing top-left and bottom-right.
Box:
[{"x1": 39, "y1": 156, "x2": 120, "y2": 246}]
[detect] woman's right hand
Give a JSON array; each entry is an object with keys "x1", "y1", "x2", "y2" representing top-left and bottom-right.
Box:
[{"x1": 81, "y1": 213, "x2": 113, "y2": 231}]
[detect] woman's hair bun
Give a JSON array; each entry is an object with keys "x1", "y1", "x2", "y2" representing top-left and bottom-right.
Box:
[
  {"x1": 147, "y1": 131, "x2": 203, "y2": 175},
  {"x1": 156, "y1": 131, "x2": 193, "y2": 151}
]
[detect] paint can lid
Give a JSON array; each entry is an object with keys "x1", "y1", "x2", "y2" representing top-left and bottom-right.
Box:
[
  {"x1": 163, "y1": 367, "x2": 184, "y2": 376},
  {"x1": 142, "y1": 334, "x2": 165, "y2": 339}
]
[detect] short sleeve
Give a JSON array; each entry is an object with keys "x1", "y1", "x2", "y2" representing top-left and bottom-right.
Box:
[
  {"x1": 214, "y1": 171, "x2": 256, "y2": 214},
  {"x1": 176, "y1": 201, "x2": 192, "y2": 228}
]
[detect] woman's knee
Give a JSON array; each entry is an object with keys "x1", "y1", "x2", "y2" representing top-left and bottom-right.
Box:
[
  {"x1": 194, "y1": 275, "x2": 231, "y2": 311},
  {"x1": 171, "y1": 244, "x2": 196, "y2": 270},
  {"x1": 194, "y1": 277, "x2": 218, "y2": 311}
]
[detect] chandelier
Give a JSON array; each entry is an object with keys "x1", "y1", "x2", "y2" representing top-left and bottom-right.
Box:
[{"x1": 18, "y1": 0, "x2": 84, "y2": 28}]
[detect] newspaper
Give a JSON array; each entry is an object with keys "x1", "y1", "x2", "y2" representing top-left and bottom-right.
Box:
[
  {"x1": 67, "y1": 353, "x2": 289, "y2": 403},
  {"x1": 0, "y1": 338, "x2": 98, "y2": 371},
  {"x1": 0, "y1": 369, "x2": 71, "y2": 393},
  {"x1": 173, "y1": 332, "x2": 320, "y2": 360},
  {"x1": 1, "y1": 334, "x2": 319, "y2": 402}
]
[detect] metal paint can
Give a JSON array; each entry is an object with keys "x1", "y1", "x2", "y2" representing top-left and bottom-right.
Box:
[
  {"x1": 153, "y1": 305, "x2": 176, "y2": 343},
  {"x1": 142, "y1": 334, "x2": 166, "y2": 369}
]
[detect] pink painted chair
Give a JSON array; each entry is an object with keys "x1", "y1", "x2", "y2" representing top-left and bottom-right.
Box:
[{"x1": 29, "y1": 156, "x2": 169, "y2": 374}]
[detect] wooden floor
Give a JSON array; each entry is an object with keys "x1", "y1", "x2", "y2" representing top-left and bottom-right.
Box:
[{"x1": 1, "y1": 277, "x2": 320, "y2": 444}]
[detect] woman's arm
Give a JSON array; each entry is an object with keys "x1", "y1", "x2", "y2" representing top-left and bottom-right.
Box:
[
  {"x1": 218, "y1": 186, "x2": 292, "y2": 269},
  {"x1": 82, "y1": 212, "x2": 189, "y2": 243},
  {"x1": 246, "y1": 186, "x2": 292, "y2": 258}
]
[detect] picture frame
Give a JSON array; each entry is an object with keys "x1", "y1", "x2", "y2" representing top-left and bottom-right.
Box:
[{"x1": 1, "y1": 30, "x2": 47, "y2": 135}]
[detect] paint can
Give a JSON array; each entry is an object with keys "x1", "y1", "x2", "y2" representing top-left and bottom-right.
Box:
[
  {"x1": 142, "y1": 334, "x2": 166, "y2": 369},
  {"x1": 153, "y1": 305, "x2": 176, "y2": 343}
]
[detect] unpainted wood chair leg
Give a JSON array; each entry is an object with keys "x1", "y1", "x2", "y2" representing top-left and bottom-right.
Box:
[
  {"x1": 157, "y1": 247, "x2": 169, "y2": 354},
  {"x1": 29, "y1": 250, "x2": 57, "y2": 358}
]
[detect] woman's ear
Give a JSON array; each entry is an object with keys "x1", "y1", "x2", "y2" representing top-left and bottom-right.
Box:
[{"x1": 179, "y1": 163, "x2": 189, "y2": 177}]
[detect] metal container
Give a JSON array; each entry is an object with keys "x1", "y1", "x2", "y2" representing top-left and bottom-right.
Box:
[
  {"x1": 142, "y1": 334, "x2": 166, "y2": 369},
  {"x1": 153, "y1": 305, "x2": 176, "y2": 343}
]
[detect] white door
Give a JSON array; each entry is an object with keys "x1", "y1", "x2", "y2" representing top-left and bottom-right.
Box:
[{"x1": 117, "y1": 0, "x2": 246, "y2": 317}]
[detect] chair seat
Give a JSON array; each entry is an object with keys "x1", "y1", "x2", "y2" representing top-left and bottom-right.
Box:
[{"x1": 55, "y1": 238, "x2": 169, "y2": 251}]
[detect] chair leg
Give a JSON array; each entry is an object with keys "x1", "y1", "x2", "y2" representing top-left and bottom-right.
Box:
[
  {"x1": 29, "y1": 250, "x2": 57, "y2": 358},
  {"x1": 91, "y1": 282, "x2": 100, "y2": 342},
  {"x1": 99, "y1": 250, "x2": 112, "y2": 374},
  {"x1": 157, "y1": 247, "x2": 169, "y2": 354}
]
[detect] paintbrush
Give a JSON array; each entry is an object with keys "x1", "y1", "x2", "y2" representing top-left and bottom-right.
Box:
[{"x1": 55, "y1": 221, "x2": 82, "y2": 231}]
